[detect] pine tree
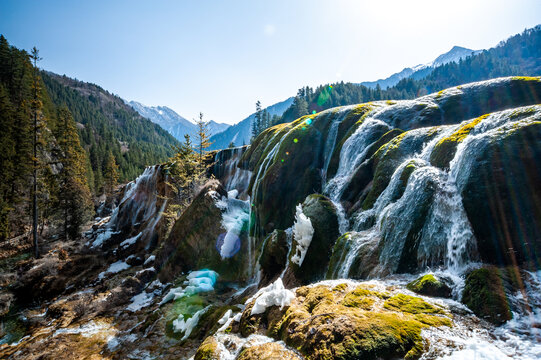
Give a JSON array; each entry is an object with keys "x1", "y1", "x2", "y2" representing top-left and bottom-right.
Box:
[
  {"x1": 194, "y1": 112, "x2": 212, "y2": 174},
  {"x1": 30, "y1": 47, "x2": 42, "y2": 258},
  {"x1": 103, "y1": 150, "x2": 119, "y2": 196},
  {"x1": 56, "y1": 107, "x2": 93, "y2": 240},
  {"x1": 170, "y1": 134, "x2": 198, "y2": 188},
  {"x1": 252, "y1": 100, "x2": 262, "y2": 139}
]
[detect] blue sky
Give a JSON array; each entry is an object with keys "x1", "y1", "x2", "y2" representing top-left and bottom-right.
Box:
[{"x1": 1, "y1": 0, "x2": 540, "y2": 124}]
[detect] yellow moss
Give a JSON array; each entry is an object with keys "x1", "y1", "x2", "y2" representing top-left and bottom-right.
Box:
[
  {"x1": 511, "y1": 76, "x2": 541, "y2": 82},
  {"x1": 430, "y1": 114, "x2": 490, "y2": 169},
  {"x1": 384, "y1": 293, "x2": 446, "y2": 315},
  {"x1": 195, "y1": 336, "x2": 221, "y2": 360}
]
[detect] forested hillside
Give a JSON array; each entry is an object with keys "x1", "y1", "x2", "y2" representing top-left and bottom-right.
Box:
[
  {"x1": 0, "y1": 35, "x2": 178, "y2": 241},
  {"x1": 42, "y1": 72, "x2": 178, "y2": 186},
  {"x1": 278, "y1": 25, "x2": 540, "y2": 124}
]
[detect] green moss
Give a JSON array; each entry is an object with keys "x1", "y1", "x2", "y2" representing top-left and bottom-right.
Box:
[
  {"x1": 384, "y1": 294, "x2": 445, "y2": 315},
  {"x1": 461, "y1": 267, "x2": 512, "y2": 325},
  {"x1": 511, "y1": 76, "x2": 541, "y2": 82},
  {"x1": 194, "y1": 336, "x2": 221, "y2": 360},
  {"x1": 430, "y1": 114, "x2": 489, "y2": 169},
  {"x1": 265, "y1": 284, "x2": 452, "y2": 360},
  {"x1": 326, "y1": 233, "x2": 353, "y2": 279},
  {"x1": 406, "y1": 274, "x2": 452, "y2": 298}
]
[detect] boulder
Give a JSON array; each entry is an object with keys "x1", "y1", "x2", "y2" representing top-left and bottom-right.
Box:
[
  {"x1": 406, "y1": 274, "x2": 452, "y2": 298},
  {"x1": 461, "y1": 267, "x2": 512, "y2": 325},
  {"x1": 288, "y1": 194, "x2": 339, "y2": 284},
  {"x1": 236, "y1": 282, "x2": 451, "y2": 360},
  {"x1": 459, "y1": 118, "x2": 541, "y2": 267}
]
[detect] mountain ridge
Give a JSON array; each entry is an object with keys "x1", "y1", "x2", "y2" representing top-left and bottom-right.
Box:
[
  {"x1": 128, "y1": 101, "x2": 230, "y2": 142},
  {"x1": 360, "y1": 45, "x2": 482, "y2": 89}
]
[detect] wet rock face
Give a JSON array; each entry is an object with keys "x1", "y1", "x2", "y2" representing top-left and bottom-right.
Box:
[
  {"x1": 459, "y1": 120, "x2": 541, "y2": 267},
  {"x1": 290, "y1": 194, "x2": 339, "y2": 284},
  {"x1": 212, "y1": 146, "x2": 252, "y2": 198},
  {"x1": 461, "y1": 267, "x2": 513, "y2": 325},
  {"x1": 156, "y1": 180, "x2": 226, "y2": 283},
  {"x1": 156, "y1": 180, "x2": 251, "y2": 283},
  {"x1": 259, "y1": 230, "x2": 289, "y2": 286}
]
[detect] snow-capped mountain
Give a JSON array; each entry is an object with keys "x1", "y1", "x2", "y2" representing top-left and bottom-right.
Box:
[
  {"x1": 208, "y1": 97, "x2": 294, "y2": 150},
  {"x1": 361, "y1": 46, "x2": 482, "y2": 89},
  {"x1": 128, "y1": 101, "x2": 230, "y2": 141}
]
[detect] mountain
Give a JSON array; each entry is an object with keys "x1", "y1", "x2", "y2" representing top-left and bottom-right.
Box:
[
  {"x1": 360, "y1": 45, "x2": 482, "y2": 89},
  {"x1": 42, "y1": 72, "x2": 179, "y2": 185},
  {"x1": 279, "y1": 25, "x2": 541, "y2": 124},
  {"x1": 208, "y1": 96, "x2": 294, "y2": 150},
  {"x1": 128, "y1": 101, "x2": 230, "y2": 142},
  {"x1": 206, "y1": 119, "x2": 230, "y2": 137}
]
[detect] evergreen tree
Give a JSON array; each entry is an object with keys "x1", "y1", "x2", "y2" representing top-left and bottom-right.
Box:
[
  {"x1": 30, "y1": 47, "x2": 43, "y2": 258},
  {"x1": 252, "y1": 100, "x2": 262, "y2": 139},
  {"x1": 103, "y1": 150, "x2": 119, "y2": 196},
  {"x1": 170, "y1": 134, "x2": 198, "y2": 188},
  {"x1": 56, "y1": 107, "x2": 93, "y2": 240}
]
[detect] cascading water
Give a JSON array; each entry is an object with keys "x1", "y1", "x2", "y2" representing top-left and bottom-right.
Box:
[
  {"x1": 90, "y1": 165, "x2": 167, "y2": 251},
  {"x1": 324, "y1": 114, "x2": 392, "y2": 234},
  {"x1": 214, "y1": 147, "x2": 252, "y2": 199}
]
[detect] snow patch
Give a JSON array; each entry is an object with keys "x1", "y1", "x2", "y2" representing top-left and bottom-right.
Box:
[
  {"x1": 144, "y1": 255, "x2": 155, "y2": 265},
  {"x1": 290, "y1": 204, "x2": 314, "y2": 266},
  {"x1": 249, "y1": 278, "x2": 295, "y2": 315},
  {"x1": 119, "y1": 233, "x2": 142, "y2": 249},
  {"x1": 126, "y1": 291, "x2": 155, "y2": 312},
  {"x1": 173, "y1": 306, "x2": 210, "y2": 340},
  {"x1": 97, "y1": 260, "x2": 131, "y2": 280}
]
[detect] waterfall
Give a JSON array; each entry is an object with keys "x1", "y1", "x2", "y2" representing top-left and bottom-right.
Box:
[
  {"x1": 215, "y1": 147, "x2": 252, "y2": 198},
  {"x1": 321, "y1": 106, "x2": 354, "y2": 183},
  {"x1": 90, "y1": 165, "x2": 167, "y2": 251},
  {"x1": 324, "y1": 116, "x2": 392, "y2": 234}
]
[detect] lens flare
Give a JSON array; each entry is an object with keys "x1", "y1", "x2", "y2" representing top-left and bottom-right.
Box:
[{"x1": 294, "y1": 138, "x2": 298, "y2": 143}]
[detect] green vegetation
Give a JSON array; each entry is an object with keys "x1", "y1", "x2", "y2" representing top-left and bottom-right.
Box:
[
  {"x1": 41, "y1": 71, "x2": 178, "y2": 189},
  {"x1": 462, "y1": 267, "x2": 512, "y2": 325},
  {"x1": 238, "y1": 284, "x2": 454, "y2": 360},
  {"x1": 277, "y1": 26, "x2": 540, "y2": 125},
  {"x1": 430, "y1": 115, "x2": 488, "y2": 169},
  {"x1": 406, "y1": 274, "x2": 452, "y2": 298}
]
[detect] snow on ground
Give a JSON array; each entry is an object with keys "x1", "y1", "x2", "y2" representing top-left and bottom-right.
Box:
[
  {"x1": 160, "y1": 269, "x2": 219, "y2": 305},
  {"x1": 249, "y1": 278, "x2": 295, "y2": 315},
  {"x1": 173, "y1": 306, "x2": 211, "y2": 340},
  {"x1": 119, "y1": 233, "x2": 142, "y2": 249},
  {"x1": 97, "y1": 260, "x2": 131, "y2": 280}
]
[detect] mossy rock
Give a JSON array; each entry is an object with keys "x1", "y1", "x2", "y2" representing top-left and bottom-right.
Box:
[
  {"x1": 259, "y1": 284, "x2": 452, "y2": 360},
  {"x1": 461, "y1": 267, "x2": 512, "y2": 325},
  {"x1": 459, "y1": 117, "x2": 541, "y2": 267},
  {"x1": 237, "y1": 342, "x2": 303, "y2": 360},
  {"x1": 251, "y1": 117, "x2": 324, "y2": 234},
  {"x1": 326, "y1": 233, "x2": 354, "y2": 279},
  {"x1": 362, "y1": 127, "x2": 441, "y2": 210},
  {"x1": 156, "y1": 180, "x2": 250, "y2": 282},
  {"x1": 194, "y1": 336, "x2": 221, "y2": 360},
  {"x1": 430, "y1": 115, "x2": 487, "y2": 169},
  {"x1": 339, "y1": 129, "x2": 403, "y2": 212},
  {"x1": 406, "y1": 274, "x2": 452, "y2": 298},
  {"x1": 289, "y1": 194, "x2": 339, "y2": 284},
  {"x1": 259, "y1": 229, "x2": 289, "y2": 286}
]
